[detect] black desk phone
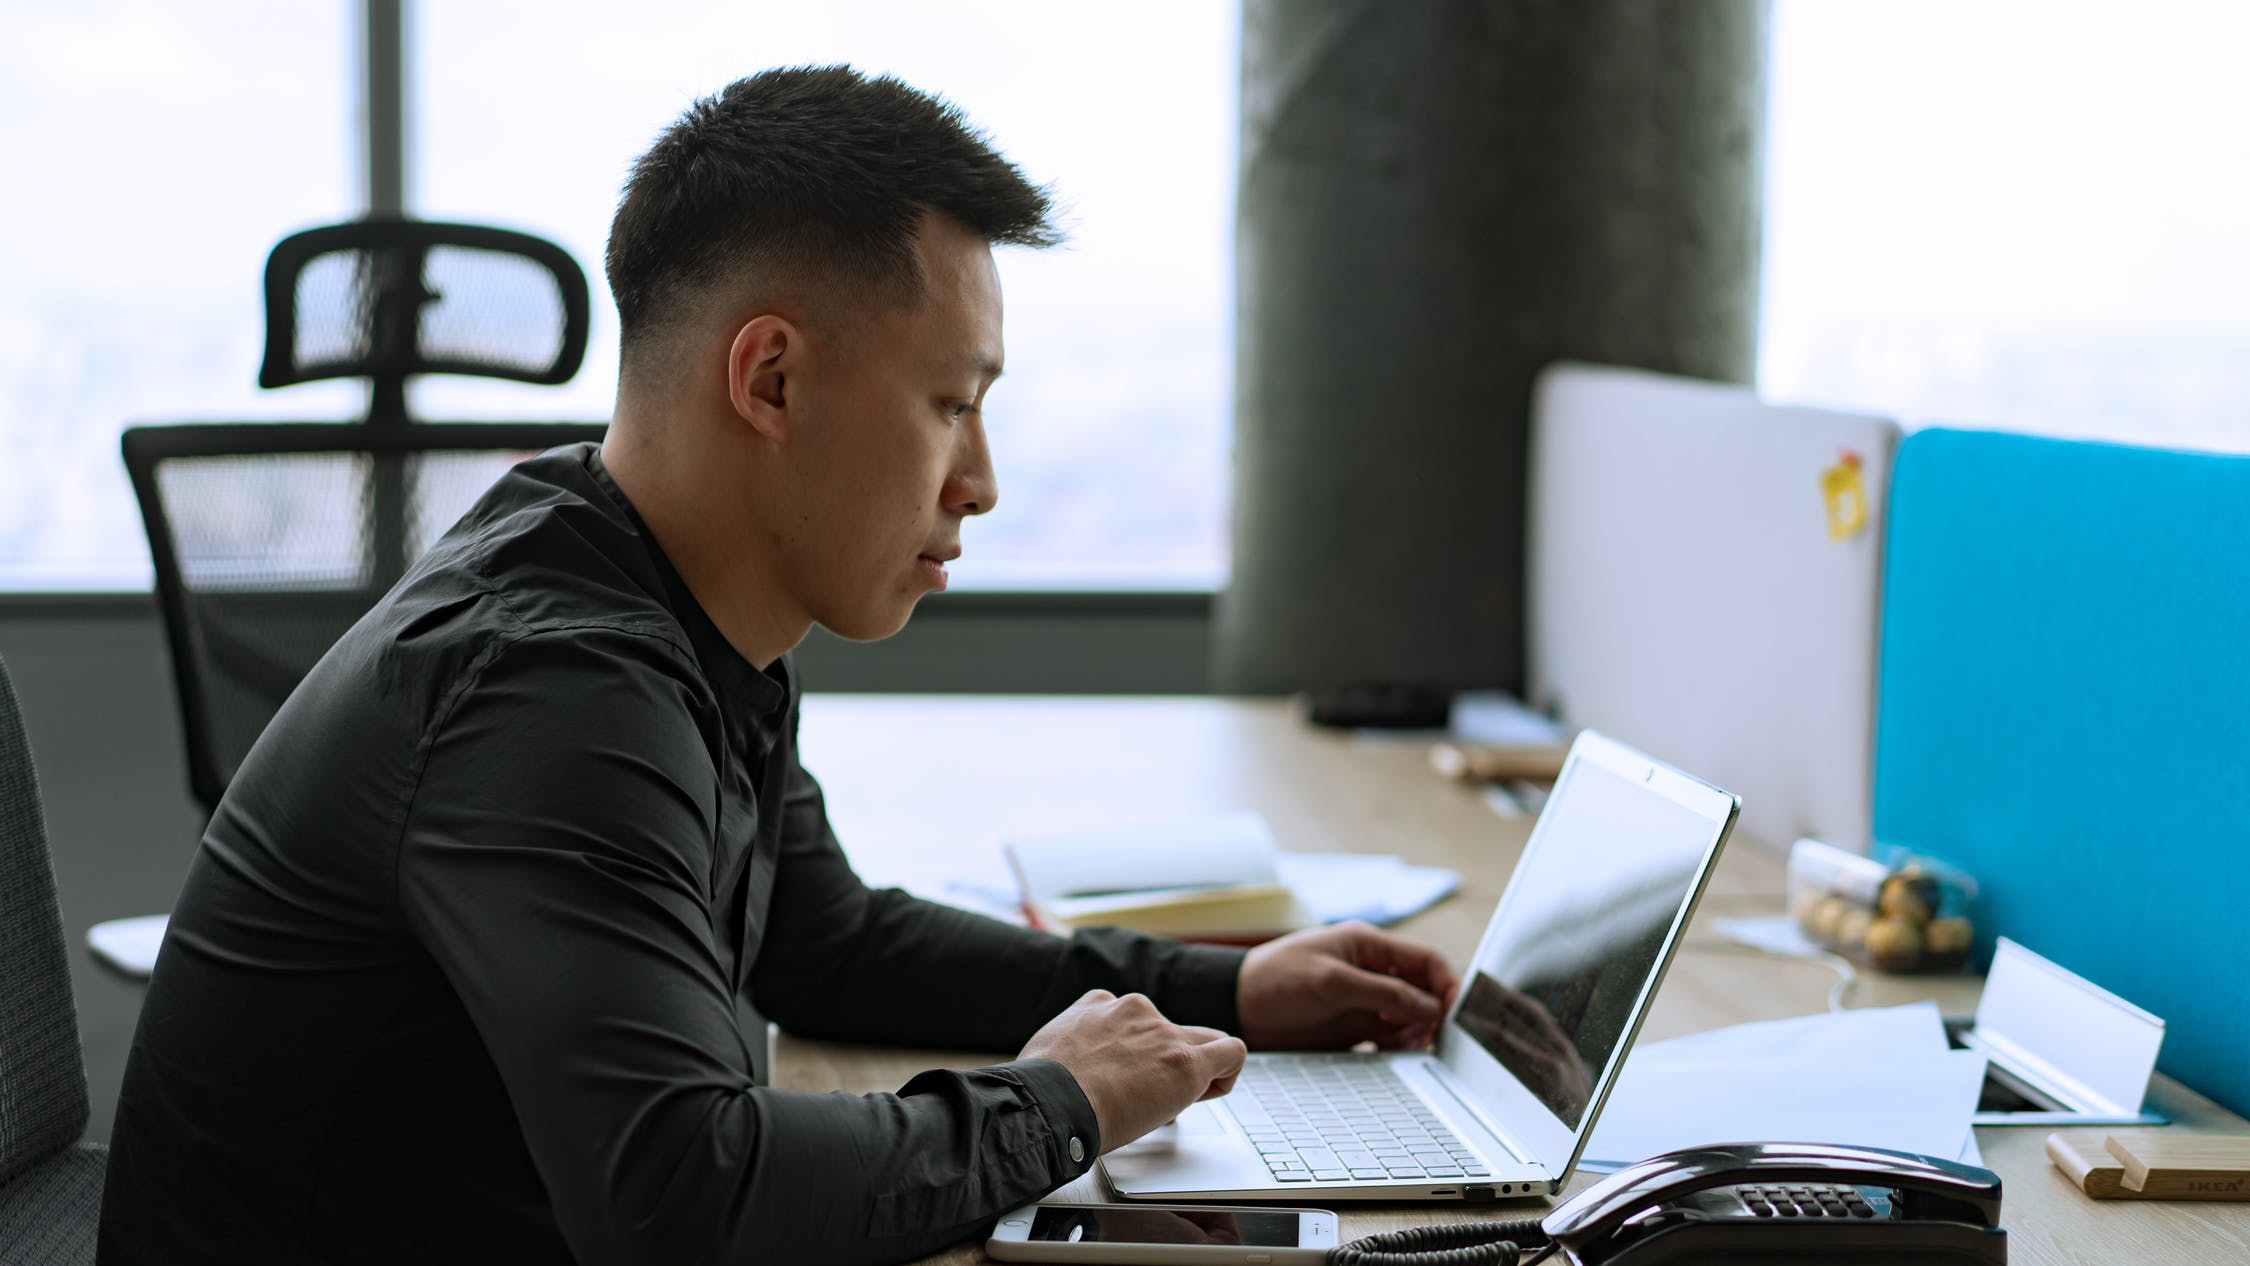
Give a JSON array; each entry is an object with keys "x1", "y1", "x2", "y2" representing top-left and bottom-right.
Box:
[{"x1": 1540, "y1": 1141, "x2": 2006, "y2": 1265}]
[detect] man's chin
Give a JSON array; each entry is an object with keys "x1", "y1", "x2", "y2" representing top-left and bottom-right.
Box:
[{"x1": 815, "y1": 598, "x2": 923, "y2": 645}]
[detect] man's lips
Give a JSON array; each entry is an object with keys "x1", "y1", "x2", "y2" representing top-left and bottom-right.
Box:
[{"x1": 916, "y1": 549, "x2": 955, "y2": 591}]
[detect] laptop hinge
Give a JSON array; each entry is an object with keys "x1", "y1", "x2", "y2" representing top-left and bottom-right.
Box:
[{"x1": 1425, "y1": 1060, "x2": 1545, "y2": 1176}]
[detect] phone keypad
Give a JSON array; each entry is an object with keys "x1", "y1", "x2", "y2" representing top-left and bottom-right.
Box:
[{"x1": 1733, "y1": 1183, "x2": 1880, "y2": 1219}]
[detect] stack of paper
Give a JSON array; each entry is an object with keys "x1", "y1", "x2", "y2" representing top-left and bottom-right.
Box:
[{"x1": 1580, "y1": 1003, "x2": 1988, "y2": 1172}]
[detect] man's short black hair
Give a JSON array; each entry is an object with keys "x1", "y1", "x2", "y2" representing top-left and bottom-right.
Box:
[{"x1": 606, "y1": 65, "x2": 1060, "y2": 357}]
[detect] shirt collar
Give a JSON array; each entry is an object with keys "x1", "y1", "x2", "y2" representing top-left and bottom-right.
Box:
[{"x1": 582, "y1": 445, "x2": 792, "y2": 724}]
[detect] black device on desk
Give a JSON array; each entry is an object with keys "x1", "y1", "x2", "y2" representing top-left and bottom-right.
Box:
[
  {"x1": 1540, "y1": 1141, "x2": 2006, "y2": 1265},
  {"x1": 995, "y1": 1144, "x2": 2003, "y2": 1265}
]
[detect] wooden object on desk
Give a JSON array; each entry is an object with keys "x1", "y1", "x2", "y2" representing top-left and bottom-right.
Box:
[
  {"x1": 2047, "y1": 1132, "x2": 2132, "y2": 1199},
  {"x1": 790, "y1": 695, "x2": 2250, "y2": 1266},
  {"x1": 2112, "y1": 1134, "x2": 2250, "y2": 1199},
  {"x1": 2049, "y1": 1131, "x2": 2250, "y2": 1201},
  {"x1": 1428, "y1": 740, "x2": 1568, "y2": 785}
]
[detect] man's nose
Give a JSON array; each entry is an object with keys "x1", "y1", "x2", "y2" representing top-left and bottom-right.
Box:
[{"x1": 948, "y1": 421, "x2": 998, "y2": 517}]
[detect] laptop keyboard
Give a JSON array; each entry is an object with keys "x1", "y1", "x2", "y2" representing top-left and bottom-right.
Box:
[{"x1": 1227, "y1": 1056, "x2": 1494, "y2": 1183}]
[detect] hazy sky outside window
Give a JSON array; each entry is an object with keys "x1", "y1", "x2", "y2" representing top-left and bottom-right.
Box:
[
  {"x1": 1761, "y1": 0, "x2": 2250, "y2": 453},
  {"x1": 0, "y1": 2, "x2": 358, "y2": 589},
  {"x1": 11, "y1": 4, "x2": 2247, "y2": 590},
  {"x1": 411, "y1": 1, "x2": 1238, "y2": 590}
]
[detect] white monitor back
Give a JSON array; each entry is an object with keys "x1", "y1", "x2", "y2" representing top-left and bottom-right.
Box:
[{"x1": 1525, "y1": 363, "x2": 1899, "y2": 851}]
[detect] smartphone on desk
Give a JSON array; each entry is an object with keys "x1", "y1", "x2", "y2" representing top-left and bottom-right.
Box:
[{"x1": 987, "y1": 1202, "x2": 1337, "y2": 1264}]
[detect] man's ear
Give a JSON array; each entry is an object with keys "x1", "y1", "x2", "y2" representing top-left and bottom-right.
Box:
[{"x1": 727, "y1": 315, "x2": 797, "y2": 441}]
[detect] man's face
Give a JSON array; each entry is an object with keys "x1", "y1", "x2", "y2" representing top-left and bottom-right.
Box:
[{"x1": 776, "y1": 215, "x2": 1003, "y2": 642}]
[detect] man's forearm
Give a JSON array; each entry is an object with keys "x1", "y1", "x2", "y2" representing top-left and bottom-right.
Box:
[
  {"x1": 538, "y1": 1059, "x2": 1095, "y2": 1266},
  {"x1": 753, "y1": 887, "x2": 1245, "y2": 1050}
]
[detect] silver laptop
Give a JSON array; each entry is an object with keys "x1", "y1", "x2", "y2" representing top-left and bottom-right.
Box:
[{"x1": 1103, "y1": 731, "x2": 1739, "y2": 1202}]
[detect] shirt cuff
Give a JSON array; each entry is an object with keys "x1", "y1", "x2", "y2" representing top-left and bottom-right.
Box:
[
  {"x1": 1155, "y1": 942, "x2": 1248, "y2": 1034},
  {"x1": 1010, "y1": 1057, "x2": 1102, "y2": 1180}
]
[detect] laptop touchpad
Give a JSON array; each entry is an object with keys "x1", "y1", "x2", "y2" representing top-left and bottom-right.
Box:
[{"x1": 1173, "y1": 1101, "x2": 1230, "y2": 1135}]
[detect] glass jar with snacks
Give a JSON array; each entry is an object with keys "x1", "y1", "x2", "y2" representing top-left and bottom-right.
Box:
[{"x1": 1787, "y1": 838, "x2": 1978, "y2": 972}]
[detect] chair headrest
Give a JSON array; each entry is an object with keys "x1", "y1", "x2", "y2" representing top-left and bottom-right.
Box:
[{"x1": 258, "y1": 219, "x2": 590, "y2": 390}]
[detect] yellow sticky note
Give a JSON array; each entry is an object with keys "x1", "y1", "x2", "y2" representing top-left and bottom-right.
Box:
[{"x1": 1820, "y1": 451, "x2": 1868, "y2": 542}]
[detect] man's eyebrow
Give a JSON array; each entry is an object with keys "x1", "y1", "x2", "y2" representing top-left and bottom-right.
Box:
[{"x1": 970, "y1": 354, "x2": 1003, "y2": 383}]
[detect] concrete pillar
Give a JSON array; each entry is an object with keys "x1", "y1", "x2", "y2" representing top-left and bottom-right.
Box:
[{"x1": 1217, "y1": 0, "x2": 1767, "y2": 694}]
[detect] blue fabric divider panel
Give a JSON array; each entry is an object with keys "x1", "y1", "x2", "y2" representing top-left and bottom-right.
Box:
[{"x1": 1873, "y1": 428, "x2": 2250, "y2": 1118}]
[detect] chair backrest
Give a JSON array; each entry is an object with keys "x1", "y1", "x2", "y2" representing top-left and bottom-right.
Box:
[
  {"x1": 123, "y1": 422, "x2": 608, "y2": 814},
  {"x1": 1526, "y1": 362, "x2": 1900, "y2": 851},
  {"x1": 0, "y1": 653, "x2": 90, "y2": 1183}
]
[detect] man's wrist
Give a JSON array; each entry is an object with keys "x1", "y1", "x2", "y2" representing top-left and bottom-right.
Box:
[
  {"x1": 1011, "y1": 1056, "x2": 1101, "y2": 1176},
  {"x1": 1158, "y1": 942, "x2": 1248, "y2": 1034}
]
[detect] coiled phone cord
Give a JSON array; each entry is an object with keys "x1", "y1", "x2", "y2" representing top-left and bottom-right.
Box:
[{"x1": 1327, "y1": 1217, "x2": 1557, "y2": 1265}]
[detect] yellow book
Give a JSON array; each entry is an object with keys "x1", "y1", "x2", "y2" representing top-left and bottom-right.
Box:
[{"x1": 1005, "y1": 812, "x2": 1317, "y2": 944}]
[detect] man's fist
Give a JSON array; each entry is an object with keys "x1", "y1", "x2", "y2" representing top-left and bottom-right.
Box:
[{"x1": 1019, "y1": 990, "x2": 1247, "y2": 1155}]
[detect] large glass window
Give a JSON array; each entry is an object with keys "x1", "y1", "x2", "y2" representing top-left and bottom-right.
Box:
[
  {"x1": 1762, "y1": 0, "x2": 2250, "y2": 453},
  {"x1": 0, "y1": 2, "x2": 358, "y2": 589},
  {"x1": 413, "y1": 2, "x2": 1237, "y2": 589}
]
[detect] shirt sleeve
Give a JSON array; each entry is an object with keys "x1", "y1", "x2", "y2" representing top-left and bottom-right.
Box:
[
  {"x1": 748, "y1": 715, "x2": 1247, "y2": 1050},
  {"x1": 395, "y1": 627, "x2": 1101, "y2": 1266}
]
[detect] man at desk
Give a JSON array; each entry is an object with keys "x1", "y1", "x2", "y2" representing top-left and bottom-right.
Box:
[{"x1": 100, "y1": 67, "x2": 1456, "y2": 1266}]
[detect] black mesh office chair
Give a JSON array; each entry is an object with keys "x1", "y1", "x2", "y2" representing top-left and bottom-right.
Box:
[
  {"x1": 0, "y1": 653, "x2": 106, "y2": 1264},
  {"x1": 93, "y1": 220, "x2": 607, "y2": 978}
]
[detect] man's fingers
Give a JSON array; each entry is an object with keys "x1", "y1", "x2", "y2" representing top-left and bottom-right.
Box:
[
  {"x1": 1371, "y1": 1008, "x2": 1446, "y2": 1051},
  {"x1": 1394, "y1": 1013, "x2": 1444, "y2": 1047},
  {"x1": 1331, "y1": 963, "x2": 1443, "y2": 1022},
  {"x1": 1195, "y1": 1034, "x2": 1247, "y2": 1098},
  {"x1": 1430, "y1": 957, "x2": 1462, "y2": 1013},
  {"x1": 1200, "y1": 1067, "x2": 1242, "y2": 1100},
  {"x1": 1201, "y1": 1034, "x2": 1248, "y2": 1076},
  {"x1": 1333, "y1": 922, "x2": 1461, "y2": 1016},
  {"x1": 1355, "y1": 926, "x2": 1461, "y2": 1005}
]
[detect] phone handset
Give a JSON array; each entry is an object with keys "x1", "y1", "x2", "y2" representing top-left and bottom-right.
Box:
[{"x1": 1541, "y1": 1141, "x2": 2003, "y2": 1262}]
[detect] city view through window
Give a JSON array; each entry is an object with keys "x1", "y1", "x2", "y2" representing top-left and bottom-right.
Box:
[
  {"x1": 1759, "y1": 0, "x2": 2250, "y2": 453},
  {"x1": 3, "y1": 2, "x2": 2243, "y2": 590}
]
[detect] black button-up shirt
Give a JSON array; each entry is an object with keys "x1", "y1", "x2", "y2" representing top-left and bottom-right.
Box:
[{"x1": 99, "y1": 444, "x2": 1243, "y2": 1266}]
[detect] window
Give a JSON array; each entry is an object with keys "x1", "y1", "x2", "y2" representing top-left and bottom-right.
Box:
[
  {"x1": 1761, "y1": 0, "x2": 2250, "y2": 454},
  {"x1": 412, "y1": 1, "x2": 1237, "y2": 589},
  {"x1": 0, "y1": 2, "x2": 358, "y2": 589}
]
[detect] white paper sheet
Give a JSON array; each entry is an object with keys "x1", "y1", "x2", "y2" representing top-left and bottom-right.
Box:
[
  {"x1": 1957, "y1": 1128, "x2": 1984, "y2": 1168},
  {"x1": 1627, "y1": 1000, "x2": 1952, "y2": 1064},
  {"x1": 1579, "y1": 1004, "x2": 1988, "y2": 1172},
  {"x1": 1275, "y1": 854, "x2": 1460, "y2": 926},
  {"x1": 1710, "y1": 913, "x2": 1828, "y2": 959}
]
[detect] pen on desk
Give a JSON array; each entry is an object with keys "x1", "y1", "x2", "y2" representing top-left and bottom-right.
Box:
[
  {"x1": 1431, "y1": 742, "x2": 1560, "y2": 823},
  {"x1": 1479, "y1": 785, "x2": 1526, "y2": 819},
  {"x1": 1505, "y1": 779, "x2": 1549, "y2": 814}
]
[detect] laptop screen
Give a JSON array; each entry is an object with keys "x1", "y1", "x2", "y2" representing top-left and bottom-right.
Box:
[{"x1": 1451, "y1": 757, "x2": 1724, "y2": 1129}]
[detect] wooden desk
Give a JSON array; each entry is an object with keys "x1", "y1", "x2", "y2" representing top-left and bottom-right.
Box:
[{"x1": 791, "y1": 695, "x2": 2250, "y2": 1265}]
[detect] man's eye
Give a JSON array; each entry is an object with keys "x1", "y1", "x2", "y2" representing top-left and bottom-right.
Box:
[{"x1": 945, "y1": 402, "x2": 973, "y2": 422}]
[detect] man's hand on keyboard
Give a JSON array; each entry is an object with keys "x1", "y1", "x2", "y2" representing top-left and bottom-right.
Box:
[
  {"x1": 1020, "y1": 989, "x2": 1248, "y2": 1155},
  {"x1": 1236, "y1": 922, "x2": 1459, "y2": 1051}
]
